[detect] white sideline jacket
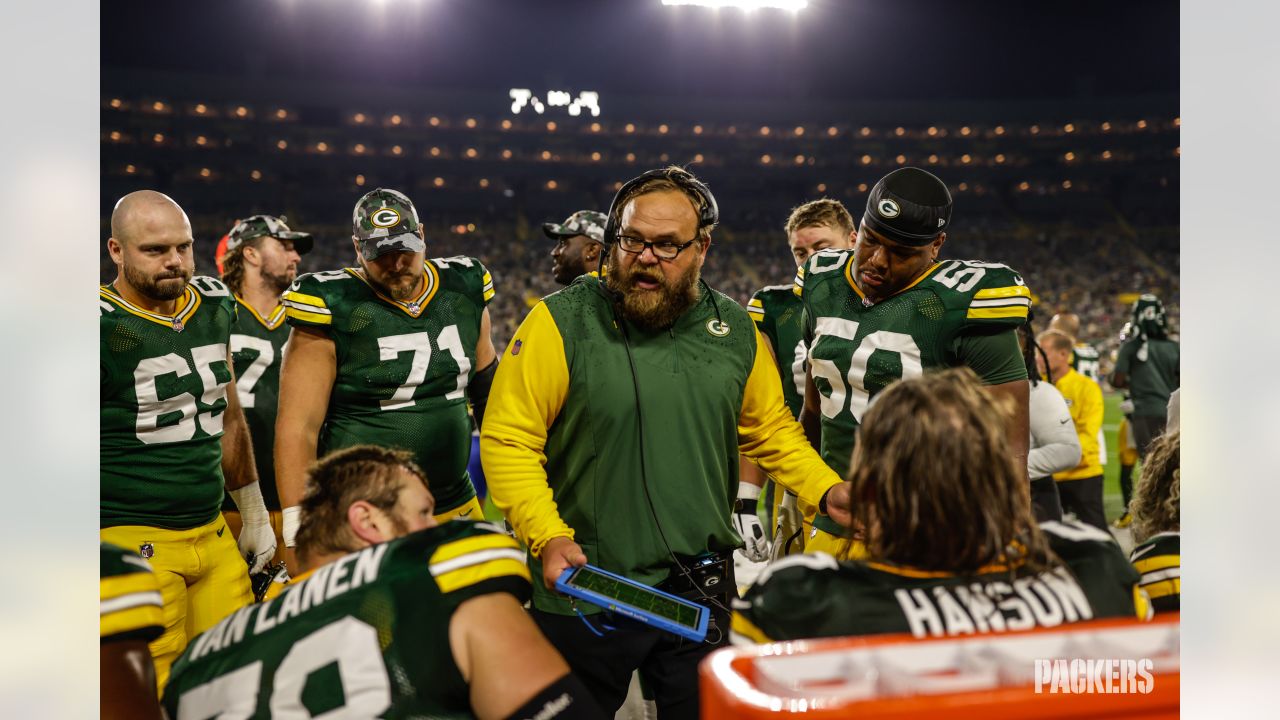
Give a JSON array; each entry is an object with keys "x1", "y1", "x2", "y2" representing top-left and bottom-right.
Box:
[{"x1": 1028, "y1": 380, "x2": 1083, "y2": 480}]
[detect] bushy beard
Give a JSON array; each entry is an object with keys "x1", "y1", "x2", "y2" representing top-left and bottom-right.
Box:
[
  {"x1": 124, "y1": 262, "x2": 192, "y2": 301},
  {"x1": 363, "y1": 262, "x2": 423, "y2": 301},
  {"x1": 261, "y1": 266, "x2": 297, "y2": 296},
  {"x1": 605, "y1": 256, "x2": 701, "y2": 331}
]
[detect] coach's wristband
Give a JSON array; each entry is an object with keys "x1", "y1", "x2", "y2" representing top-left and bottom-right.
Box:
[
  {"x1": 282, "y1": 506, "x2": 301, "y2": 548},
  {"x1": 229, "y1": 482, "x2": 270, "y2": 526}
]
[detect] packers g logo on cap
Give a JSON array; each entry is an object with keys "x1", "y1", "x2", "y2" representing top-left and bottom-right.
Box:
[
  {"x1": 877, "y1": 199, "x2": 901, "y2": 218},
  {"x1": 370, "y1": 207, "x2": 401, "y2": 228}
]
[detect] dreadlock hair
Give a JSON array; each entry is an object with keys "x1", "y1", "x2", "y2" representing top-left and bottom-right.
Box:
[
  {"x1": 219, "y1": 236, "x2": 266, "y2": 296},
  {"x1": 1129, "y1": 430, "x2": 1180, "y2": 544},
  {"x1": 294, "y1": 445, "x2": 428, "y2": 566},
  {"x1": 1019, "y1": 311, "x2": 1050, "y2": 387},
  {"x1": 848, "y1": 367, "x2": 1054, "y2": 573}
]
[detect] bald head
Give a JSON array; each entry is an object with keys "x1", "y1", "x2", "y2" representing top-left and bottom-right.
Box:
[
  {"x1": 107, "y1": 190, "x2": 196, "y2": 304},
  {"x1": 1048, "y1": 312, "x2": 1081, "y2": 338},
  {"x1": 111, "y1": 190, "x2": 191, "y2": 246}
]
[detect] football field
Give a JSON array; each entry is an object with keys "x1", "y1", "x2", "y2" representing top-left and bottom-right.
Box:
[{"x1": 1102, "y1": 391, "x2": 1130, "y2": 521}]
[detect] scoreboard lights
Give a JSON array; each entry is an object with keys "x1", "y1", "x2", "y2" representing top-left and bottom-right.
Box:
[{"x1": 509, "y1": 89, "x2": 601, "y2": 117}]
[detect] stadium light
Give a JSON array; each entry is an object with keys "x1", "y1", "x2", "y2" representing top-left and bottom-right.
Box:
[{"x1": 662, "y1": 1, "x2": 808, "y2": 11}]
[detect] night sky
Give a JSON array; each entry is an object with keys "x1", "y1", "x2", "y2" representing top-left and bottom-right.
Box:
[{"x1": 102, "y1": 0, "x2": 1178, "y2": 102}]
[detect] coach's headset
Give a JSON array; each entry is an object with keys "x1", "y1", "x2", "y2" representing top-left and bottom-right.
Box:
[{"x1": 590, "y1": 168, "x2": 732, "y2": 636}]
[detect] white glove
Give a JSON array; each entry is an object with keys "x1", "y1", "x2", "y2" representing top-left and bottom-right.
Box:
[
  {"x1": 229, "y1": 482, "x2": 277, "y2": 574},
  {"x1": 732, "y1": 481, "x2": 771, "y2": 563},
  {"x1": 1119, "y1": 398, "x2": 1136, "y2": 415}
]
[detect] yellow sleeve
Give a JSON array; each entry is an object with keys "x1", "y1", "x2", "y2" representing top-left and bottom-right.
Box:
[
  {"x1": 479, "y1": 302, "x2": 574, "y2": 557},
  {"x1": 738, "y1": 327, "x2": 841, "y2": 509},
  {"x1": 1077, "y1": 378, "x2": 1104, "y2": 462}
]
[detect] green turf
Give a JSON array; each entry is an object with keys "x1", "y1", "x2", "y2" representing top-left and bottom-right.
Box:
[{"x1": 1102, "y1": 392, "x2": 1133, "y2": 520}]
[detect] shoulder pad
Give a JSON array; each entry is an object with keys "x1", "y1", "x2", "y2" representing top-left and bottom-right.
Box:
[
  {"x1": 1039, "y1": 519, "x2": 1120, "y2": 547},
  {"x1": 189, "y1": 276, "x2": 232, "y2": 300},
  {"x1": 283, "y1": 270, "x2": 353, "y2": 327},
  {"x1": 928, "y1": 260, "x2": 1031, "y2": 324},
  {"x1": 423, "y1": 522, "x2": 530, "y2": 595},
  {"x1": 100, "y1": 543, "x2": 163, "y2": 642},
  {"x1": 1130, "y1": 532, "x2": 1180, "y2": 564},
  {"x1": 431, "y1": 256, "x2": 495, "y2": 306},
  {"x1": 752, "y1": 551, "x2": 840, "y2": 588},
  {"x1": 749, "y1": 285, "x2": 797, "y2": 325},
  {"x1": 795, "y1": 249, "x2": 854, "y2": 300}
]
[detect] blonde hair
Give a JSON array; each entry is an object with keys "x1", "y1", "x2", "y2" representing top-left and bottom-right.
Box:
[
  {"x1": 219, "y1": 242, "x2": 253, "y2": 295},
  {"x1": 848, "y1": 368, "x2": 1052, "y2": 572},
  {"x1": 1130, "y1": 431, "x2": 1180, "y2": 543},
  {"x1": 785, "y1": 198, "x2": 855, "y2": 238}
]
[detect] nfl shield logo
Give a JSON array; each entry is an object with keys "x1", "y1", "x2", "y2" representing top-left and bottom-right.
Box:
[
  {"x1": 512, "y1": 339, "x2": 523, "y2": 356},
  {"x1": 171, "y1": 319, "x2": 185, "y2": 333},
  {"x1": 139, "y1": 542, "x2": 154, "y2": 559}
]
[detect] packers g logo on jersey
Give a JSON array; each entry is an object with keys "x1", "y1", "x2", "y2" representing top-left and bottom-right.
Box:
[
  {"x1": 877, "y1": 199, "x2": 901, "y2": 218},
  {"x1": 707, "y1": 319, "x2": 730, "y2": 337},
  {"x1": 370, "y1": 207, "x2": 401, "y2": 228}
]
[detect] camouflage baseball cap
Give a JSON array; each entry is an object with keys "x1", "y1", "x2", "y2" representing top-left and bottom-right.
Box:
[
  {"x1": 352, "y1": 188, "x2": 426, "y2": 260},
  {"x1": 226, "y1": 214, "x2": 313, "y2": 254},
  {"x1": 542, "y1": 210, "x2": 606, "y2": 244}
]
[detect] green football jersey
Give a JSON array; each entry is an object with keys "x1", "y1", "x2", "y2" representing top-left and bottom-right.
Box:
[
  {"x1": 1130, "y1": 531, "x2": 1179, "y2": 614},
  {"x1": 1114, "y1": 337, "x2": 1179, "y2": 417},
  {"x1": 100, "y1": 542, "x2": 164, "y2": 644},
  {"x1": 222, "y1": 298, "x2": 288, "y2": 511},
  {"x1": 101, "y1": 277, "x2": 237, "y2": 529},
  {"x1": 162, "y1": 521, "x2": 530, "y2": 719},
  {"x1": 1072, "y1": 342, "x2": 1101, "y2": 383},
  {"x1": 746, "y1": 285, "x2": 807, "y2": 418},
  {"x1": 734, "y1": 520, "x2": 1145, "y2": 642},
  {"x1": 282, "y1": 257, "x2": 494, "y2": 513},
  {"x1": 795, "y1": 250, "x2": 1030, "y2": 477}
]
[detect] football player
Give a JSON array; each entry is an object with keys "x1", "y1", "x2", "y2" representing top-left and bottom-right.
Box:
[
  {"x1": 101, "y1": 191, "x2": 276, "y2": 688},
  {"x1": 743, "y1": 199, "x2": 855, "y2": 559},
  {"x1": 162, "y1": 445, "x2": 602, "y2": 719},
  {"x1": 1129, "y1": 430, "x2": 1180, "y2": 614},
  {"x1": 101, "y1": 543, "x2": 163, "y2": 719},
  {"x1": 794, "y1": 168, "x2": 1031, "y2": 542},
  {"x1": 544, "y1": 209, "x2": 606, "y2": 286},
  {"x1": 1111, "y1": 294, "x2": 1180, "y2": 519},
  {"x1": 275, "y1": 188, "x2": 498, "y2": 571},
  {"x1": 733, "y1": 369, "x2": 1148, "y2": 643},
  {"x1": 1048, "y1": 311, "x2": 1102, "y2": 382},
  {"x1": 217, "y1": 215, "x2": 313, "y2": 563}
]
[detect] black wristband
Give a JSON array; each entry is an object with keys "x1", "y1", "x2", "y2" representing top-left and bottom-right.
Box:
[
  {"x1": 467, "y1": 359, "x2": 498, "y2": 429},
  {"x1": 733, "y1": 498, "x2": 759, "y2": 514},
  {"x1": 504, "y1": 672, "x2": 606, "y2": 720}
]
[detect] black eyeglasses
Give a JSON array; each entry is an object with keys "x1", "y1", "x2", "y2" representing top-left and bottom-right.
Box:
[{"x1": 615, "y1": 234, "x2": 698, "y2": 260}]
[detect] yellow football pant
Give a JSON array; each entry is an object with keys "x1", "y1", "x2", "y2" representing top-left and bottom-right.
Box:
[
  {"x1": 434, "y1": 495, "x2": 484, "y2": 523},
  {"x1": 1118, "y1": 417, "x2": 1139, "y2": 467},
  {"x1": 101, "y1": 514, "x2": 252, "y2": 692}
]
